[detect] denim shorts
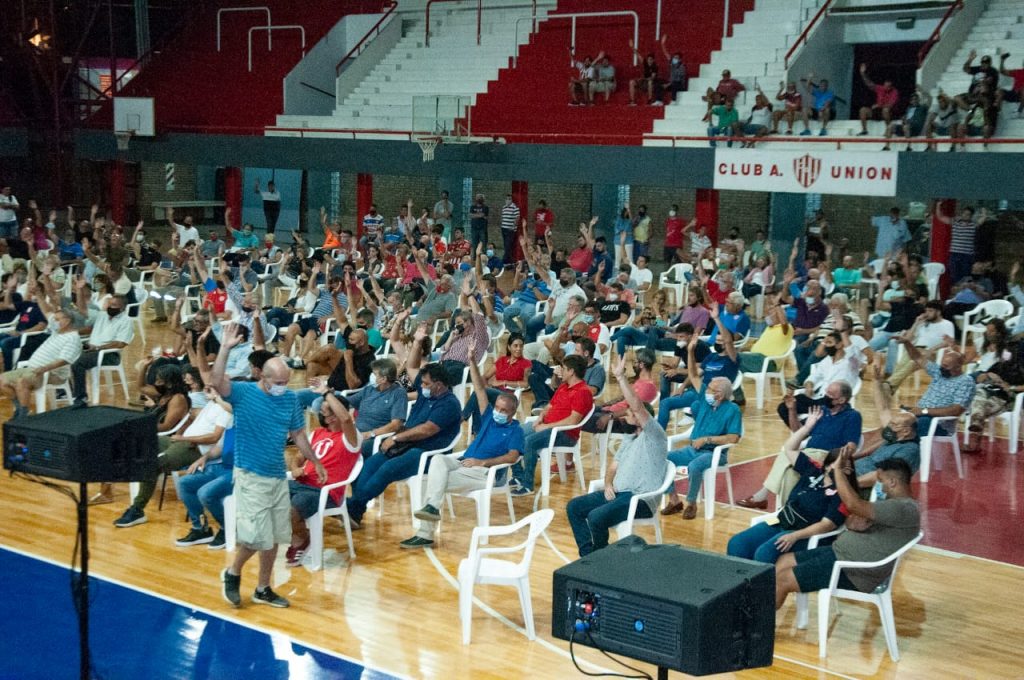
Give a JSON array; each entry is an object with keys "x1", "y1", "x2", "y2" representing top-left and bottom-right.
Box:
[{"x1": 288, "y1": 480, "x2": 336, "y2": 519}]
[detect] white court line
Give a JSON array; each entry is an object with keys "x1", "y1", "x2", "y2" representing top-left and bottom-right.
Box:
[
  {"x1": 2, "y1": 544, "x2": 413, "y2": 680},
  {"x1": 914, "y1": 543, "x2": 1024, "y2": 571}
]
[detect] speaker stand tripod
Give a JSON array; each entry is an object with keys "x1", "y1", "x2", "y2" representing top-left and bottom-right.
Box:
[{"x1": 75, "y1": 480, "x2": 92, "y2": 680}]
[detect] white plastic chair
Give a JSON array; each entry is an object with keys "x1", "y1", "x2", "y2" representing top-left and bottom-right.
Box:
[
  {"x1": 667, "y1": 429, "x2": 737, "y2": 519},
  {"x1": 984, "y1": 391, "x2": 1024, "y2": 455},
  {"x1": 919, "y1": 415, "x2": 963, "y2": 482},
  {"x1": 658, "y1": 263, "x2": 692, "y2": 307},
  {"x1": 457, "y1": 509, "x2": 554, "y2": 645},
  {"x1": 443, "y1": 451, "x2": 519, "y2": 545},
  {"x1": 90, "y1": 347, "x2": 130, "y2": 404},
  {"x1": 813, "y1": 531, "x2": 924, "y2": 660},
  {"x1": 373, "y1": 431, "x2": 461, "y2": 524},
  {"x1": 16, "y1": 360, "x2": 72, "y2": 413},
  {"x1": 125, "y1": 286, "x2": 148, "y2": 344},
  {"x1": 306, "y1": 455, "x2": 363, "y2": 570},
  {"x1": 525, "y1": 405, "x2": 596, "y2": 497},
  {"x1": 960, "y1": 299, "x2": 1013, "y2": 352},
  {"x1": 744, "y1": 339, "x2": 795, "y2": 410},
  {"x1": 587, "y1": 460, "x2": 675, "y2": 543},
  {"x1": 224, "y1": 494, "x2": 236, "y2": 551},
  {"x1": 10, "y1": 330, "x2": 48, "y2": 369},
  {"x1": 922, "y1": 262, "x2": 944, "y2": 300}
]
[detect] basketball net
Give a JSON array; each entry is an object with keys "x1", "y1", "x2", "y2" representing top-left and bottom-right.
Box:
[
  {"x1": 416, "y1": 137, "x2": 440, "y2": 162},
  {"x1": 115, "y1": 131, "x2": 134, "y2": 151}
]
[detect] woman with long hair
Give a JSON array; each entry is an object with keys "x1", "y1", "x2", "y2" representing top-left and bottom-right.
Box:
[{"x1": 461, "y1": 333, "x2": 531, "y2": 433}]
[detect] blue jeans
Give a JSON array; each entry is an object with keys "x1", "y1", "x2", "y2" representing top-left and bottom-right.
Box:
[
  {"x1": 567, "y1": 490, "x2": 649, "y2": 557},
  {"x1": 296, "y1": 388, "x2": 319, "y2": 411},
  {"x1": 0, "y1": 334, "x2": 20, "y2": 369},
  {"x1": 528, "y1": 361, "x2": 555, "y2": 407},
  {"x1": 611, "y1": 326, "x2": 648, "y2": 355},
  {"x1": 0, "y1": 220, "x2": 17, "y2": 240},
  {"x1": 869, "y1": 329, "x2": 896, "y2": 353},
  {"x1": 265, "y1": 307, "x2": 294, "y2": 329},
  {"x1": 503, "y1": 301, "x2": 534, "y2": 335},
  {"x1": 726, "y1": 521, "x2": 810, "y2": 563},
  {"x1": 346, "y1": 448, "x2": 426, "y2": 522},
  {"x1": 177, "y1": 462, "x2": 233, "y2": 529},
  {"x1": 793, "y1": 336, "x2": 818, "y2": 372},
  {"x1": 707, "y1": 126, "x2": 734, "y2": 148},
  {"x1": 657, "y1": 390, "x2": 698, "y2": 430},
  {"x1": 513, "y1": 421, "x2": 574, "y2": 492},
  {"x1": 525, "y1": 313, "x2": 552, "y2": 343},
  {"x1": 668, "y1": 445, "x2": 726, "y2": 503}
]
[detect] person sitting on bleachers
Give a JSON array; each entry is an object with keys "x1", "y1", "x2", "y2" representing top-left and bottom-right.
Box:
[
  {"x1": 284, "y1": 390, "x2": 361, "y2": 567},
  {"x1": 403, "y1": 340, "x2": 523, "y2": 549},
  {"x1": 344, "y1": 362, "x2": 461, "y2": 528},
  {"x1": 774, "y1": 456, "x2": 919, "y2": 612},
  {"x1": 727, "y1": 407, "x2": 852, "y2": 563},
  {"x1": 567, "y1": 354, "x2": 668, "y2": 556},
  {"x1": 512, "y1": 354, "x2": 595, "y2": 497},
  {"x1": 661, "y1": 335, "x2": 742, "y2": 520},
  {"x1": 738, "y1": 380, "x2": 862, "y2": 510},
  {"x1": 658, "y1": 303, "x2": 738, "y2": 430},
  {"x1": 0, "y1": 307, "x2": 80, "y2": 419}
]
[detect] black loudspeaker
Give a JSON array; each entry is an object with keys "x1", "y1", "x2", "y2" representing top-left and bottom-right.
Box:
[
  {"x1": 552, "y1": 537, "x2": 775, "y2": 677},
  {"x1": 3, "y1": 406, "x2": 159, "y2": 483}
]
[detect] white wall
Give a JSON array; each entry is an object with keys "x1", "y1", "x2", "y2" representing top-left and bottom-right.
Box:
[
  {"x1": 843, "y1": 15, "x2": 941, "y2": 43},
  {"x1": 787, "y1": 18, "x2": 855, "y2": 119}
]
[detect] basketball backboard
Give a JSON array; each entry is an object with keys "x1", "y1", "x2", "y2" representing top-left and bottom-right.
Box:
[{"x1": 113, "y1": 97, "x2": 155, "y2": 136}]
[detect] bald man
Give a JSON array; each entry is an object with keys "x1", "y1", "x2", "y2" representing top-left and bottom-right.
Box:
[
  {"x1": 212, "y1": 323, "x2": 326, "y2": 609},
  {"x1": 895, "y1": 339, "x2": 974, "y2": 438}
]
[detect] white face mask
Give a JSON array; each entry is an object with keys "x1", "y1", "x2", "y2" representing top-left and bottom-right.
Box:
[
  {"x1": 563, "y1": 341, "x2": 576, "y2": 356},
  {"x1": 607, "y1": 293, "x2": 618, "y2": 301},
  {"x1": 676, "y1": 339, "x2": 688, "y2": 348},
  {"x1": 369, "y1": 373, "x2": 378, "y2": 387},
  {"x1": 264, "y1": 381, "x2": 288, "y2": 397},
  {"x1": 805, "y1": 297, "x2": 817, "y2": 306},
  {"x1": 704, "y1": 393, "x2": 717, "y2": 406},
  {"x1": 668, "y1": 210, "x2": 677, "y2": 217},
  {"x1": 135, "y1": 234, "x2": 145, "y2": 243}
]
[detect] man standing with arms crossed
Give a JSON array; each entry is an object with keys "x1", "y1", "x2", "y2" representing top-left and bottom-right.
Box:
[{"x1": 212, "y1": 322, "x2": 327, "y2": 609}]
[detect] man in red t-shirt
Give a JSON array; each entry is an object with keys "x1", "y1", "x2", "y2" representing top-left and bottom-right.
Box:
[
  {"x1": 533, "y1": 200, "x2": 555, "y2": 245},
  {"x1": 511, "y1": 354, "x2": 594, "y2": 495},
  {"x1": 568, "y1": 221, "x2": 596, "y2": 274},
  {"x1": 999, "y1": 53, "x2": 1024, "y2": 116},
  {"x1": 663, "y1": 206, "x2": 689, "y2": 264},
  {"x1": 857, "y1": 63, "x2": 899, "y2": 135},
  {"x1": 285, "y1": 391, "x2": 361, "y2": 567}
]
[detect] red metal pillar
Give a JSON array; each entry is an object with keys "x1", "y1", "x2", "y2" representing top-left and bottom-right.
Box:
[
  {"x1": 224, "y1": 167, "x2": 242, "y2": 246},
  {"x1": 512, "y1": 180, "x2": 528, "y2": 262},
  {"x1": 108, "y1": 160, "x2": 126, "y2": 226},
  {"x1": 356, "y1": 173, "x2": 374, "y2": 238},
  {"x1": 695, "y1": 188, "x2": 720, "y2": 245},
  {"x1": 930, "y1": 198, "x2": 956, "y2": 297}
]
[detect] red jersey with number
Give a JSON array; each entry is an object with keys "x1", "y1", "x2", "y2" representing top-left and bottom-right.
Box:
[{"x1": 297, "y1": 428, "x2": 361, "y2": 506}]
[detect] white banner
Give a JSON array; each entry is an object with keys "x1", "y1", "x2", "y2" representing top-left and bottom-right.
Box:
[{"x1": 713, "y1": 149, "x2": 899, "y2": 196}]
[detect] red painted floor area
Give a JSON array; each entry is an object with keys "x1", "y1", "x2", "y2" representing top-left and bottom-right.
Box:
[{"x1": 714, "y1": 441, "x2": 1024, "y2": 568}]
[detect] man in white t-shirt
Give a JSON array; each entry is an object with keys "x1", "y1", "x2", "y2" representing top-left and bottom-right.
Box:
[
  {"x1": 886, "y1": 301, "x2": 956, "y2": 389},
  {"x1": 115, "y1": 387, "x2": 234, "y2": 529},
  {"x1": 167, "y1": 207, "x2": 202, "y2": 249},
  {"x1": 778, "y1": 325, "x2": 868, "y2": 423},
  {"x1": 70, "y1": 297, "x2": 135, "y2": 406},
  {"x1": 432, "y1": 190, "x2": 453, "y2": 228},
  {"x1": 0, "y1": 186, "x2": 19, "y2": 240},
  {"x1": 254, "y1": 179, "x2": 282, "y2": 234},
  {"x1": 629, "y1": 255, "x2": 654, "y2": 292},
  {"x1": 0, "y1": 308, "x2": 81, "y2": 419}
]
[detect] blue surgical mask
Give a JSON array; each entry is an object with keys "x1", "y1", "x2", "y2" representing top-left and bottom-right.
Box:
[
  {"x1": 581, "y1": 314, "x2": 594, "y2": 324},
  {"x1": 369, "y1": 373, "x2": 378, "y2": 387},
  {"x1": 421, "y1": 386, "x2": 432, "y2": 399},
  {"x1": 266, "y1": 382, "x2": 288, "y2": 397},
  {"x1": 805, "y1": 296, "x2": 817, "y2": 306},
  {"x1": 493, "y1": 411, "x2": 509, "y2": 425},
  {"x1": 486, "y1": 249, "x2": 495, "y2": 258},
  {"x1": 562, "y1": 341, "x2": 576, "y2": 356},
  {"x1": 704, "y1": 393, "x2": 717, "y2": 406}
]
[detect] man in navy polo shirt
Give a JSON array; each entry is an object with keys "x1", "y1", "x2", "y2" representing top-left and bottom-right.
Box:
[
  {"x1": 401, "y1": 339, "x2": 523, "y2": 549},
  {"x1": 345, "y1": 362, "x2": 462, "y2": 527}
]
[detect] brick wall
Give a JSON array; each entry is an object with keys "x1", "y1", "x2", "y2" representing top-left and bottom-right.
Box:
[
  {"x1": 524, "y1": 182, "x2": 592, "y2": 252},
  {"x1": 138, "y1": 161, "x2": 197, "y2": 219},
  {"x1": 821, "y1": 195, "x2": 919, "y2": 259},
  {"x1": 719, "y1": 191, "x2": 770, "y2": 241}
]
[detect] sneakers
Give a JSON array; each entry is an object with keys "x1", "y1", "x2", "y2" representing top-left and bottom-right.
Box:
[
  {"x1": 857, "y1": 130, "x2": 868, "y2": 136},
  {"x1": 651, "y1": 101, "x2": 664, "y2": 107},
  {"x1": 221, "y1": 568, "x2": 241, "y2": 607},
  {"x1": 285, "y1": 539, "x2": 310, "y2": 568},
  {"x1": 511, "y1": 486, "x2": 534, "y2": 497},
  {"x1": 113, "y1": 506, "x2": 147, "y2": 528},
  {"x1": 819, "y1": 128, "x2": 828, "y2": 136},
  {"x1": 208, "y1": 529, "x2": 226, "y2": 550},
  {"x1": 799, "y1": 129, "x2": 811, "y2": 137},
  {"x1": 175, "y1": 526, "x2": 214, "y2": 546},
  {"x1": 413, "y1": 504, "x2": 441, "y2": 522},
  {"x1": 400, "y1": 536, "x2": 435, "y2": 549},
  {"x1": 252, "y1": 586, "x2": 290, "y2": 608}
]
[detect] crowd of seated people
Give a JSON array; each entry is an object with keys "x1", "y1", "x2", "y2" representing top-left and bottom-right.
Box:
[{"x1": 3, "y1": 182, "x2": 1020, "y2": 632}]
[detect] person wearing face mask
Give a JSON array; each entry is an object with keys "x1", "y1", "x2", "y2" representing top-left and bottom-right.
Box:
[
  {"x1": 568, "y1": 218, "x2": 598, "y2": 275},
  {"x1": 115, "y1": 370, "x2": 234, "y2": 530},
  {"x1": 526, "y1": 296, "x2": 585, "y2": 364},
  {"x1": 284, "y1": 391, "x2": 362, "y2": 567},
  {"x1": 737, "y1": 296, "x2": 794, "y2": 374},
  {"x1": 660, "y1": 35, "x2": 687, "y2": 103},
  {"x1": 167, "y1": 207, "x2": 202, "y2": 249},
  {"x1": 777, "y1": 330, "x2": 866, "y2": 425},
  {"x1": 0, "y1": 308, "x2": 81, "y2": 420},
  {"x1": 663, "y1": 207, "x2": 687, "y2": 264},
  {"x1": 658, "y1": 322, "x2": 712, "y2": 399},
  {"x1": 847, "y1": 360, "x2": 921, "y2": 487},
  {"x1": 533, "y1": 200, "x2": 555, "y2": 246},
  {"x1": 661, "y1": 363, "x2": 742, "y2": 520},
  {"x1": 727, "y1": 407, "x2": 853, "y2": 563},
  {"x1": 211, "y1": 323, "x2": 326, "y2": 608},
  {"x1": 895, "y1": 338, "x2": 975, "y2": 439},
  {"x1": 780, "y1": 273, "x2": 829, "y2": 381},
  {"x1": 438, "y1": 307, "x2": 490, "y2": 385},
  {"x1": 69, "y1": 294, "x2": 134, "y2": 406},
  {"x1": 468, "y1": 194, "x2": 490, "y2": 254},
  {"x1": 321, "y1": 358, "x2": 409, "y2": 458},
  {"x1": 882, "y1": 301, "x2": 954, "y2": 390},
  {"x1": 345, "y1": 362, "x2": 461, "y2": 528},
  {"x1": 525, "y1": 265, "x2": 586, "y2": 343},
  {"x1": 566, "y1": 354, "x2": 667, "y2": 556},
  {"x1": 401, "y1": 341, "x2": 524, "y2": 549},
  {"x1": 657, "y1": 304, "x2": 739, "y2": 431},
  {"x1": 631, "y1": 204, "x2": 652, "y2": 262}
]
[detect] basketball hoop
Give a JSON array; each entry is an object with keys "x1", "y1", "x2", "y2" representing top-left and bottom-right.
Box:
[
  {"x1": 416, "y1": 136, "x2": 440, "y2": 162},
  {"x1": 115, "y1": 130, "x2": 134, "y2": 151}
]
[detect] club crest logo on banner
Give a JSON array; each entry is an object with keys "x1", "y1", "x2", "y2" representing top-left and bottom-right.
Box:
[{"x1": 713, "y1": 149, "x2": 898, "y2": 196}]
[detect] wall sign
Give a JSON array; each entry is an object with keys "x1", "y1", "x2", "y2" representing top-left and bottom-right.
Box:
[{"x1": 713, "y1": 149, "x2": 898, "y2": 197}]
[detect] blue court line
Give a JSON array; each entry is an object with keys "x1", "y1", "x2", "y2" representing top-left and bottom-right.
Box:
[{"x1": 0, "y1": 546, "x2": 401, "y2": 680}]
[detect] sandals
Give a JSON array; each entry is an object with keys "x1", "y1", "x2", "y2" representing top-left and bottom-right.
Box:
[{"x1": 88, "y1": 492, "x2": 114, "y2": 505}]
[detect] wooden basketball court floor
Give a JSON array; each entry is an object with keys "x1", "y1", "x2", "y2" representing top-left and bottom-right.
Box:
[{"x1": 1, "y1": 317, "x2": 1023, "y2": 679}]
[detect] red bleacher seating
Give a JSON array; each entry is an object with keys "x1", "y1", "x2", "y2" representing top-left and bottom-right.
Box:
[
  {"x1": 95, "y1": 0, "x2": 382, "y2": 134},
  {"x1": 470, "y1": 0, "x2": 754, "y2": 145}
]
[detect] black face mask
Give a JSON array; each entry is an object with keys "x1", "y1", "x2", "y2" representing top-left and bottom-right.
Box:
[
  {"x1": 241, "y1": 305, "x2": 254, "y2": 314},
  {"x1": 455, "y1": 324, "x2": 466, "y2": 335},
  {"x1": 107, "y1": 307, "x2": 122, "y2": 318},
  {"x1": 821, "y1": 395, "x2": 835, "y2": 409},
  {"x1": 823, "y1": 345, "x2": 838, "y2": 357},
  {"x1": 881, "y1": 426, "x2": 899, "y2": 444},
  {"x1": 939, "y1": 368, "x2": 954, "y2": 379}
]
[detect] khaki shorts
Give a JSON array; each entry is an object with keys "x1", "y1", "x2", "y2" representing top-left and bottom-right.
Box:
[
  {"x1": 1, "y1": 367, "x2": 42, "y2": 389},
  {"x1": 234, "y1": 468, "x2": 291, "y2": 551}
]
